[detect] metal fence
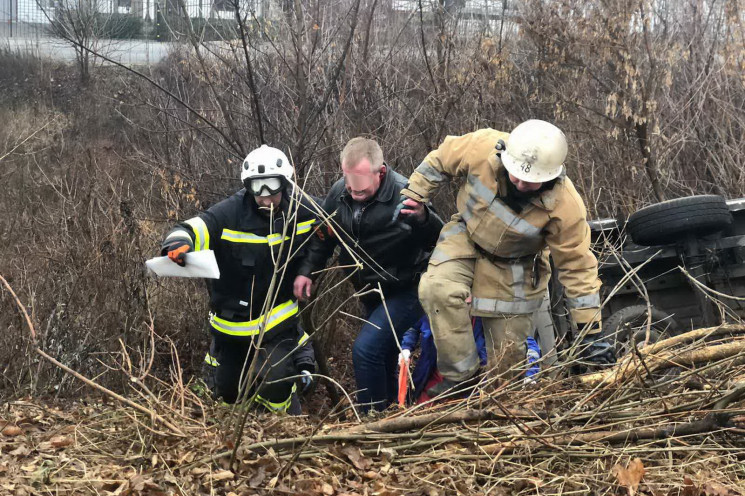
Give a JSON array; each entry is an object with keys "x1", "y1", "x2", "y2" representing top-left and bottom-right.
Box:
[
  {"x1": 1, "y1": 0, "x2": 516, "y2": 40},
  {"x1": 0, "y1": 0, "x2": 516, "y2": 67}
]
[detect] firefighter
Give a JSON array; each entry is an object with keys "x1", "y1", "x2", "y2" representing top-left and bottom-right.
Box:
[
  {"x1": 160, "y1": 145, "x2": 317, "y2": 413},
  {"x1": 399, "y1": 120, "x2": 614, "y2": 395},
  {"x1": 293, "y1": 137, "x2": 444, "y2": 413}
]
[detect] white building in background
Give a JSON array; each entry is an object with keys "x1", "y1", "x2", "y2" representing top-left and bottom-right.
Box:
[
  {"x1": 0, "y1": 0, "x2": 277, "y2": 28},
  {"x1": 1, "y1": 0, "x2": 516, "y2": 37}
]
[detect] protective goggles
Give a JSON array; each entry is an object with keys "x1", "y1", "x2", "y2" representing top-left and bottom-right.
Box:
[{"x1": 246, "y1": 177, "x2": 284, "y2": 197}]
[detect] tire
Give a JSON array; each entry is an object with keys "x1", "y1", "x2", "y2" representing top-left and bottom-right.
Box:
[
  {"x1": 603, "y1": 305, "x2": 677, "y2": 356},
  {"x1": 627, "y1": 195, "x2": 732, "y2": 247}
]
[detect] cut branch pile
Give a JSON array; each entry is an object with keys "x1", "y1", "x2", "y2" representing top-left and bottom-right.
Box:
[
  {"x1": 2, "y1": 274, "x2": 745, "y2": 495},
  {"x1": 1, "y1": 327, "x2": 744, "y2": 495}
]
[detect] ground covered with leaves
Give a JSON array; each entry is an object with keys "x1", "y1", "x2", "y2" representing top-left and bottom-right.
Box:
[{"x1": 3, "y1": 325, "x2": 745, "y2": 495}]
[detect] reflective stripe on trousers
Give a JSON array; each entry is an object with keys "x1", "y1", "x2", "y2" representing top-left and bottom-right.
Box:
[
  {"x1": 471, "y1": 297, "x2": 543, "y2": 315},
  {"x1": 566, "y1": 292, "x2": 600, "y2": 309},
  {"x1": 471, "y1": 261, "x2": 542, "y2": 315},
  {"x1": 254, "y1": 382, "x2": 297, "y2": 413},
  {"x1": 209, "y1": 299, "x2": 299, "y2": 336}
]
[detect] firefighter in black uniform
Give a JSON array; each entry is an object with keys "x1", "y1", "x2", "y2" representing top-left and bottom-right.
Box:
[{"x1": 160, "y1": 145, "x2": 317, "y2": 413}]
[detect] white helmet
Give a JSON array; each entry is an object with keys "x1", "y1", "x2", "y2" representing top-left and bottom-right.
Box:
[
  {"x1": 500, "y1": 120, "x2": 568, "y2": 183},
  {"x1": 240, "y1": 145, "x2": 294, "y2": 196}
]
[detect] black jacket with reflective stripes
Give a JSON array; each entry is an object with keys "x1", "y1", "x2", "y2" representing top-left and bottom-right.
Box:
[
  {"x1": 297, "y1": 169, "x2": 444, "y2": 296},
  {"x1": 162, "y1": 189, "x2": 319, "y2": 336}
]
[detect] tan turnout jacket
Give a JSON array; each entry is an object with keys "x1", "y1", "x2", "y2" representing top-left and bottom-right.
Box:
[{"x1": 402, "y1": 128, "x2": 602, "y2": 329}]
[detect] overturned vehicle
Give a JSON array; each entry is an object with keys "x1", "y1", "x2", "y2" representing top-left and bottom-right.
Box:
[{"x1": 545, "y1": 195, "x2": 745, "y2": 360}]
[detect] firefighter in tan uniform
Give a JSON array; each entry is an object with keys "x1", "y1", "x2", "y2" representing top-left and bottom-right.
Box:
[{"x1": 398, "y1": 120, "x2": 614, "y2": 394}]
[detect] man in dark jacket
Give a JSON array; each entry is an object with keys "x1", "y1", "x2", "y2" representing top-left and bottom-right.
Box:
[
  {"x1": 293, "y1": 137, "x2": 444, "y2": 413},
  {"x1": 160, "y1": 145, "x2": 317, "y2": 413}
]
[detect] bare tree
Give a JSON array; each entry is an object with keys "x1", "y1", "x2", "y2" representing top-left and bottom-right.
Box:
[{"x1": 40, "y1": 0, "x2": 110, "y2": 82}]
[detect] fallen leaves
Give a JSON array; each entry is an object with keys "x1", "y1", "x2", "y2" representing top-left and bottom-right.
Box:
[
  {"x1": 117, "y1": 474, "x2": 167, "y2": 496},
  {"x1": 341, "y1": 446, "x2": 371, "y2": 470},
  {"x1": 1, "y1": 425, "x2": 22, "y2": 437},
  {"x1": 210, "y1": 469, "x2": 235, "y2": 481},
  {"x1": 666, "y1": 477, "x2": 744, "y2": 496},
  {"x1": 701, "y1": 482, "x2": 741, "y2": 496},
  {"x1": 613, "y1": 458, "x2": 646, "y2": 496},
  {"x1": 1, "y1": 398, "x2": 744, "y2": 496}
]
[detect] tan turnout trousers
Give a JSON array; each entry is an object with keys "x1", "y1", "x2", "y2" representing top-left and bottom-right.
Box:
[{"x1": 419, "y1": 218, "x2": 551, "y2": 381}]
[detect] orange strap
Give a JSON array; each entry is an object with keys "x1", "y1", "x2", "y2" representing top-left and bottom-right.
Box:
[{"x1": 397, "y1": 359, "x2": 409, "y2": 407}]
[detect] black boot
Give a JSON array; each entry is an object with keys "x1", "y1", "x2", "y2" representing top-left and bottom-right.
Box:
[{"x1": 425, "y1": 373, "x2": 481, "y2": 399}]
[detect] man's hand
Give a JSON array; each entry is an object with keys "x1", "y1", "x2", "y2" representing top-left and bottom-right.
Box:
[
  {"x1": 393, "y1": 195, "x2": 426, "y2": 223},
  {"x1": 166, "y1": 241, "x2": 191, "y2": 267},
  {"x1": 293, "y1": 275, "x2": 313, "y2": 301}
]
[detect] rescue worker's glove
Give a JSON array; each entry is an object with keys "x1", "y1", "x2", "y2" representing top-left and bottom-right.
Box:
[
  {"x1": 295, "y1": 360, "x2": 316, "y2": 394},
  {"x1": 299, "y1": 370, "x2": 313, "y2": 393},
  {"x1": 398, "y1": 348, "x2": 411, "y2": 365},
  {"x1": 161, "y1": 239, "x2": 193, "y2": 267},
  {"x1": 578, "y1": 334, "x2": 616, "y2": 366}
]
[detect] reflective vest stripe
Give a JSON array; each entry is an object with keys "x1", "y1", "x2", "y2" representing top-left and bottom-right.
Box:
[
  {"x1": 298, "y1": 331, "x2": 310, "y2": 347},
  {"x1": 185, "y1": 217, "x2": 210, "y2": 251},
  {"x1": 254, "y1": 383, "x2": 297, "y2": 413},
  {"x1": 466, "y1": 174, "x2": 542, "y2": 238},
  {"x1": 415, "y1": 162, "x2": 446, "y2": 183},
  {"x1": 511, "y1": 263, "x2": 526, "y2": 299},
  {"x1": 221, "y1": 229, "x2": 267, "y2": 244},
  {"x1": 267, "y1": 233, "x2": 285, "y2": 246},
  {"x1": 221, "y1": 219, "x2": 317, "y2": 245},
  {"x1": 209, "y1": 299, "x2": 299, "y2": 336},
  {"x1": 295, "y1": 219, "x2": 316, "y2": 235},
  {"x1": 165, "y1": 230, "x2": 193, "y2": 243}
]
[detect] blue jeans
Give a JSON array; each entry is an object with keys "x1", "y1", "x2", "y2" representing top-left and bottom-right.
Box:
[{"x1": 352, "y1": 289, "x2": 424, "y2": 413}]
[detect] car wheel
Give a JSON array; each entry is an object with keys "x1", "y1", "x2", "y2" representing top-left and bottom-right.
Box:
[
  {"x1": 627, "y1": 195, "x2": 732, "y2": 247},
  {"x1": 603, "y1": 305, "x2": 678, "y2": 356}
]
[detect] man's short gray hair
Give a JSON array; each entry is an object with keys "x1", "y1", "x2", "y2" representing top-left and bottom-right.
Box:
[{"x1": 340, "y1": 137, "x2": 384, "y2": 172}]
